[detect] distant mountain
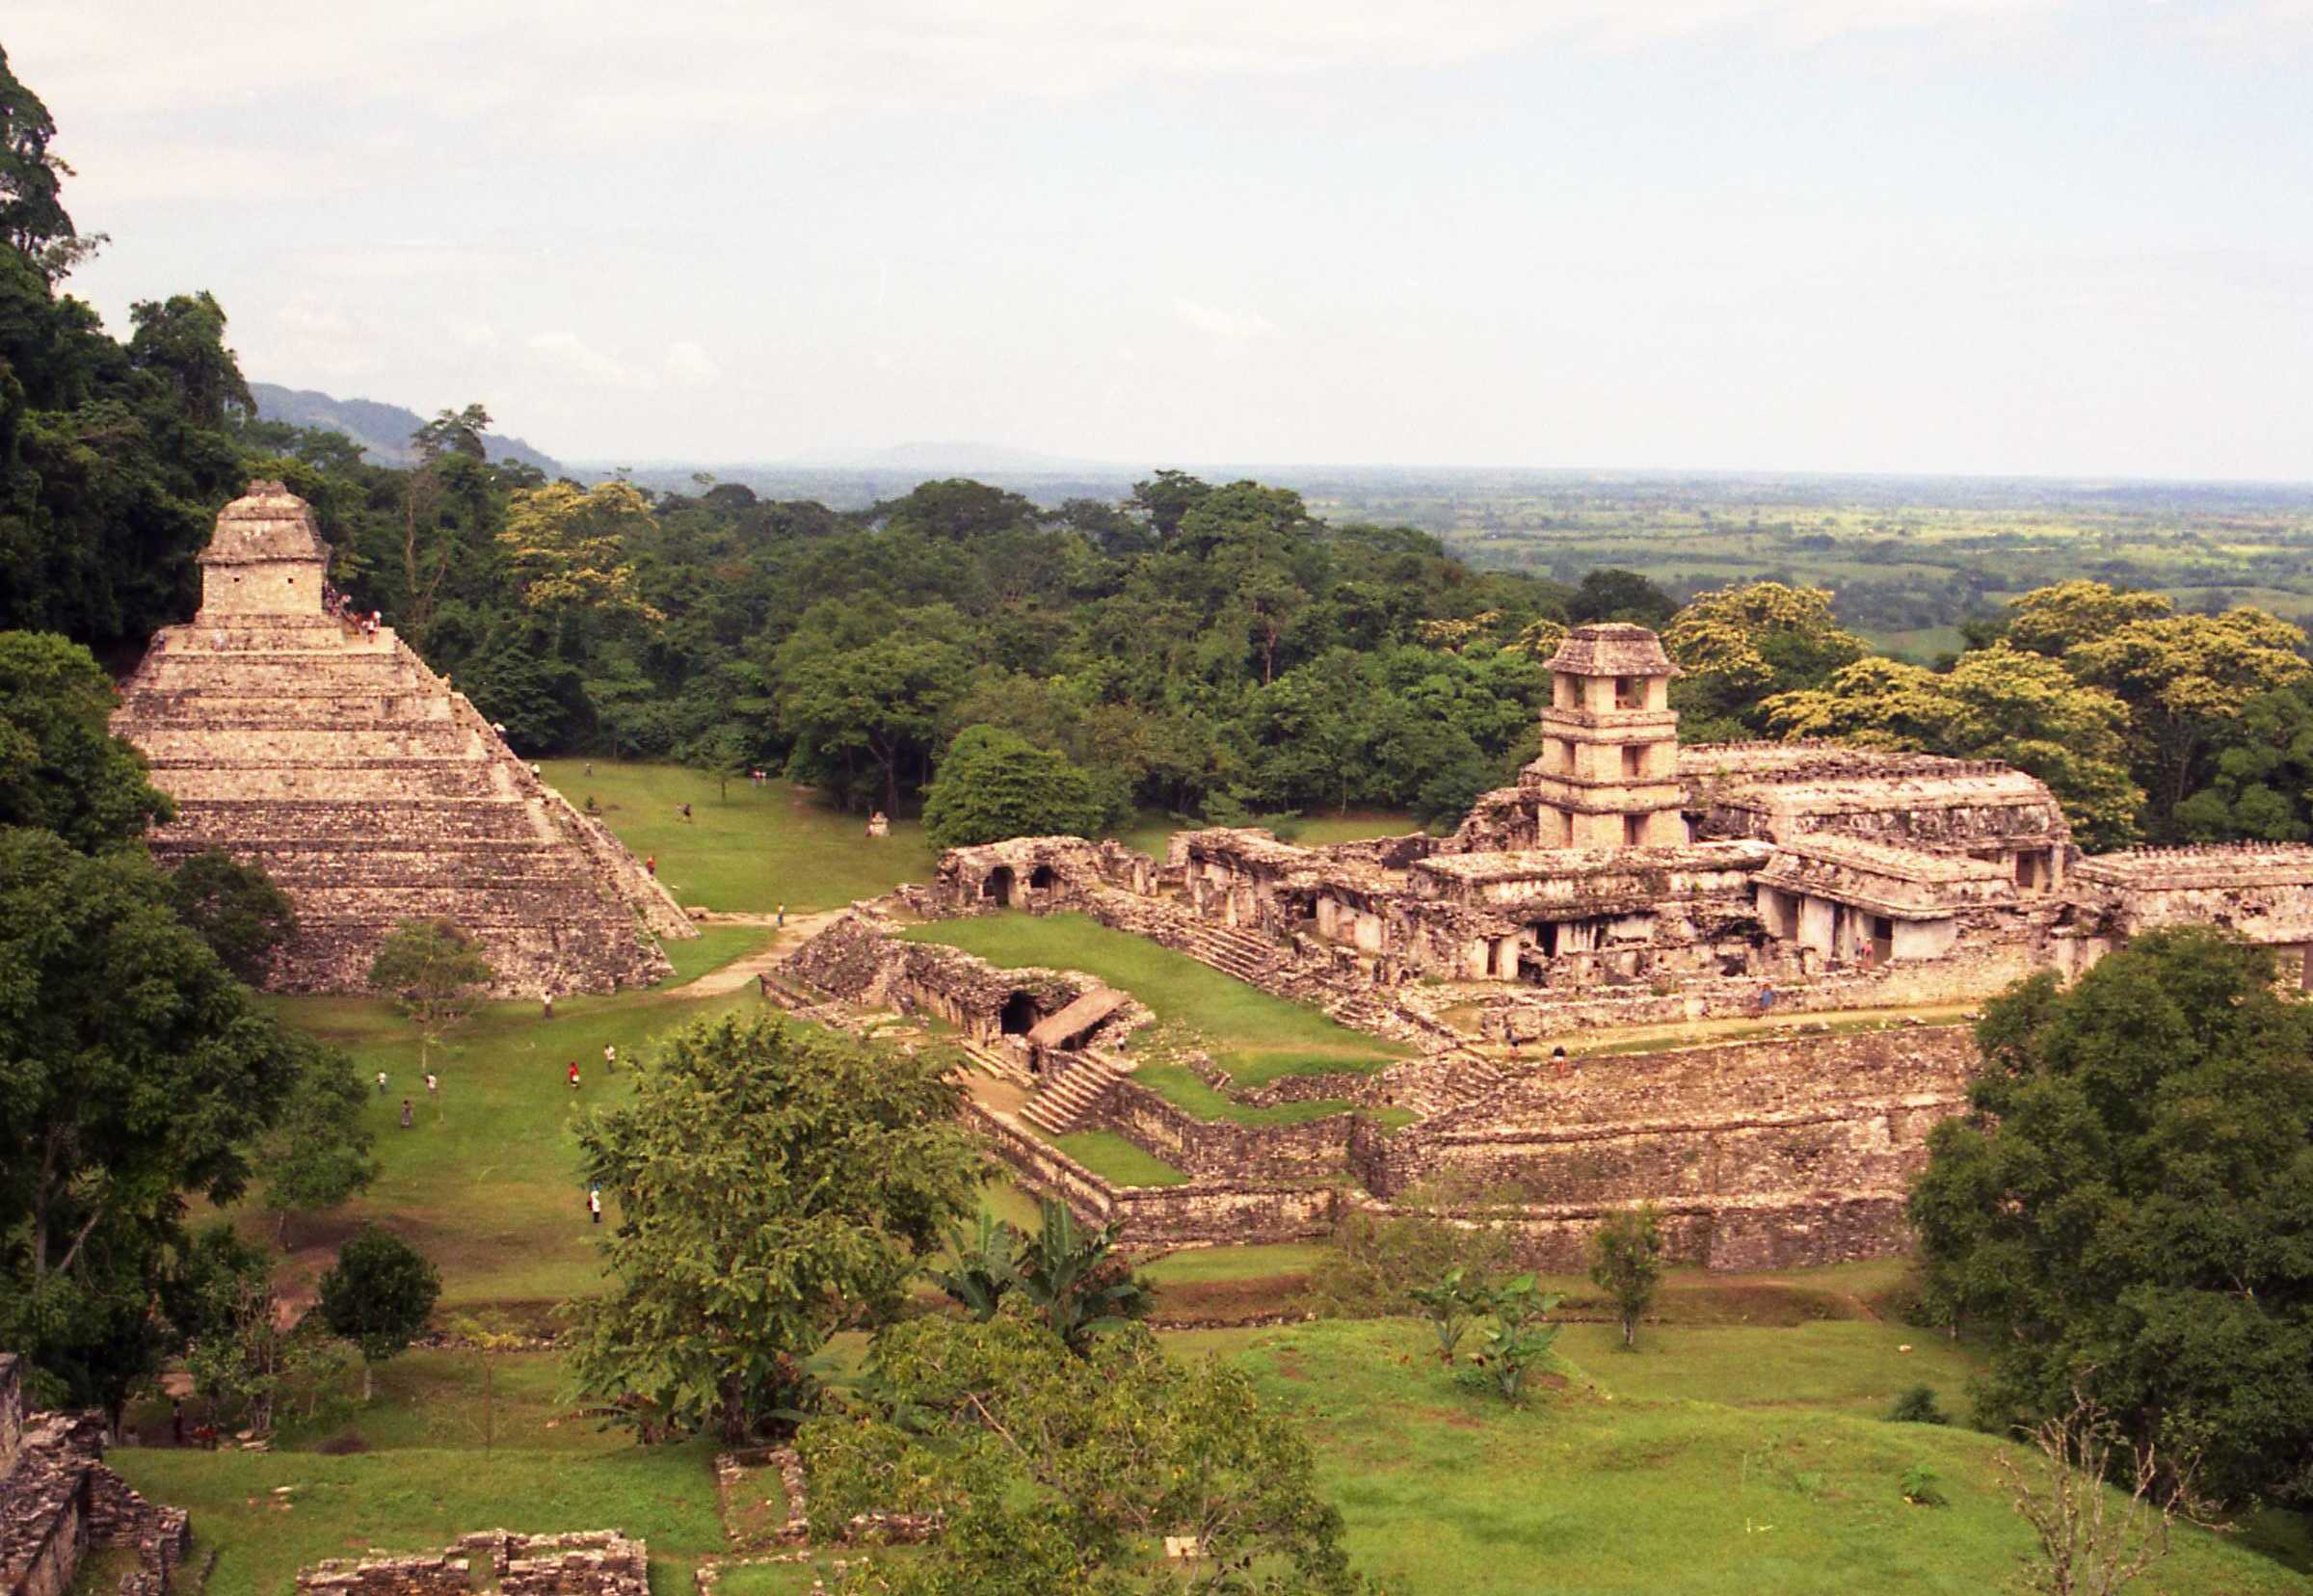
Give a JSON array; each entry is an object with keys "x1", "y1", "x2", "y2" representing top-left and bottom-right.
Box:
[{"x1": 249, "y1": 383, "x2": 564, "y2": 476}]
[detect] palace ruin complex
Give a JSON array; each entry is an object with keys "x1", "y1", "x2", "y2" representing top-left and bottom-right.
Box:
[
  {"x1": 113, "y1": 483, "x2": 694, "y2": 996},
  {"x1": 781, "y1": 622, "x2": 2313, "y2": 1267}
]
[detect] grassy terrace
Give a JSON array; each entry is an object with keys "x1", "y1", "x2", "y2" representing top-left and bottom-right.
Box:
[
  {"x1": 538, "y1": 760, "x2": 938, "y2": 913},
  {"x1": 898, "y1": 912, "x2": 1409, "y2": 1113},
  {"x1": 261, "y1": 971, "x2": 768, "y2": 1311},
  {"x1": 1051, "y1": 1129, "x2": 1190, "y2": 1186}
]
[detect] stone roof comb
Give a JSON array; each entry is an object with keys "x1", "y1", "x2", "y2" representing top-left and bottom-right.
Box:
[{"x1": 196, "y1": 479, "x2": 332, "y2": 567}]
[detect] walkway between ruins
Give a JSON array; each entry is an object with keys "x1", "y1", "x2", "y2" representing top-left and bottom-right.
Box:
[{"x1": 681, "y1": 910, "x2": 847, "y2": 996}]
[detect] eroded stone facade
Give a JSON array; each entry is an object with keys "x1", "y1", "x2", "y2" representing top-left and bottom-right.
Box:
[
  {"x1": 113, "y1": 483, "x2": 694, "y2": 996},
  {"x1": 0, "y1": 1356, "x2": 192, "y2": 1596}
]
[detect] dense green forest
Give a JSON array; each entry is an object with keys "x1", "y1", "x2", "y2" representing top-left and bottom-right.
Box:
[{"x1": 8, "y1": 44, "x2": 2313, "y2": 852}]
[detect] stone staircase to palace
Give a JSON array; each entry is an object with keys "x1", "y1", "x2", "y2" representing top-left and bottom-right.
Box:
[
  {"x1": 1020, "y1": 1051, "x2": 1131, "y2": 1135},
  {"x1": 1180, "y1": 923, "x2": 1280, "y2": 982}
]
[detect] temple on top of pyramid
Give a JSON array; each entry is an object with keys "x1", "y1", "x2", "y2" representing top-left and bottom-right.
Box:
[{"x1": 114, "y1": 481, "x2": 695, "y2": 996}]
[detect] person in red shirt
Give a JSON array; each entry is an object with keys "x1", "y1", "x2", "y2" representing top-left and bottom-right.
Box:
[{"x1": 568, "y1": 1060, "x2": 581, "y2": 1090}]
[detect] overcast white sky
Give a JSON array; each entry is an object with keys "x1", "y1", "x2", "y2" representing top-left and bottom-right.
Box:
[{"x1": 10, "y1": 2, "x2": 2311, "y2": 477}]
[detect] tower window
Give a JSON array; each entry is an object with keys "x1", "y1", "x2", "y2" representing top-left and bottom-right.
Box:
[
  {"x1": 1615, "y1": 676, "x2": 1643, "y2": 709},
  {"x1": 1624, "y1": 813, "x2": 1646, "y2": 846},
  {"x1": 1622, "y1": 745, "x2": 1644, "y2": 779}
]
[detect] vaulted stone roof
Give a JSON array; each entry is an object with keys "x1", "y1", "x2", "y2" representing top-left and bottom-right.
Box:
[
  {"x1": 1543, "y1": 623, "x2": 1680, "y2": 678},
  {"x1": 197, "y1": 480, "x2": 332, "y2": 568}
]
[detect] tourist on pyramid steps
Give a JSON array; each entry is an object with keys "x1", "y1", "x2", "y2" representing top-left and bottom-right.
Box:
[
  {"x1": 588, "y1": 1185, "x2": 602, "y2": 1225},
  {"x1": 602, "y1": 1043, "x2": 617, "y2": 1075},
  {"x1": 376, "y1": 1069, "x2": 388, "y2": 1094},
  {"x1": 399, "y1": 1098, "x2": 414, "y2": 1130},
  {"x1": 569, "y1": 1060, "x2": 581, "y2": 1090},
  {"x1": 1551, "y1": 1045, "x2": 1569, "y2": 1078}
]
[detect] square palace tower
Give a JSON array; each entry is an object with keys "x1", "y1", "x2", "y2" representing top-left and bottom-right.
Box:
[{"x1": 1524, "y1": 623, "x2": 1688, "y2": 848}]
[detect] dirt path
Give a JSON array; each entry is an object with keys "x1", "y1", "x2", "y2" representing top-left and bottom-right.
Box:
[{"x1": 680, "y1": 909, "x2": 845, "y2": 996}]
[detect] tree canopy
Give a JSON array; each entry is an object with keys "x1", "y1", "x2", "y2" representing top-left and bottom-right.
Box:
[
  {"x1": 800, "y1": 1306, "x2": 1366, "y2": 1594},
  {"x1": 921, "y1": 724, "x2": 1120, "y2": 848},
  {"x1": 565, "y1": 1012, "x2": 984, "y2": 1442},
  {"x1": 0, "y1": 825, "x2": 309, "y2": 1408},
  {"x1": 1909, "y1": 929, "x2": 2313, "y2": 1510}
]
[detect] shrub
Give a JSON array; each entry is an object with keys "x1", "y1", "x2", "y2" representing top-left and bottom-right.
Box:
[
  {"x1": 1900, "y1": 1462, "x2": 1947, "y2": 1507},
  {"x1": 1887, "y1": 1384, "x2": 1950, "y2": 1424}
]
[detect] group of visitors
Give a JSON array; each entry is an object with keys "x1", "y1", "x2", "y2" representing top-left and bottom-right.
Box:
[{"x1": 321, "y1": 582, "x2": 382, "y2": 636}]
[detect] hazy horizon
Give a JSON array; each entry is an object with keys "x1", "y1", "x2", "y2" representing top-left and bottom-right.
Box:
[{"x1": 14, "y1": 2, "x2": 2311, "y2": 481}]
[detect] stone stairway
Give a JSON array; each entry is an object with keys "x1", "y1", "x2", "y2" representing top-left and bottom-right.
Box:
[
  {"x1": 1020, "y1": 1052, "x2": 1130, "y2": 1134},
  {"x1": 956, "y1": 1034, "x2": 1030, "y2": 1084},
  {"x1": 1181, "y1": 923, "x2": 1279, "y2": 982},
  {"x1": 1383, "y1": 1047, "x2": 1515, "y2": 1118}
]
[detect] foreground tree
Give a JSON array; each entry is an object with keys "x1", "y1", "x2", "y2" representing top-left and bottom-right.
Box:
[
  {"x1": 801, "y1": 1306, "x2": 1368, "y2": 1594},
  {"x1": 163, "y1": 848, "x2": 297, "y2": 982},
  {"x1": 1909, "y1": 929, "x2": 2313, "y2": 1510},
  {"x1": 367, "y1": 917, "x2": 493, "y2": 1071},
  {"x1": 921, "y1": 724, "x2": 1117, "y2": 849},
  {"x1": 317, "y1": 1226, "x2": 441, "y2": 1402},
  {"x1": 1588, "y1": 1204, "x2": 1665, "y2": 1350},
  {"x1": 565, "y1": 1013, "x2": 984, "y2": 1442},
  {"x1": 0, "y1": 827, "x2": 307, "y2": 1412}
]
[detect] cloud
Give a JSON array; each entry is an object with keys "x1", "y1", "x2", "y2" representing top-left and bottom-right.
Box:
[
  {"x1": 662, "y1": 341, "x2": 719, "y2": 386},
  {"x1": 526, "y1": 331, "x2": 632, "y2": 386},
  {"x1": 1174, "y1": 298, "x2": 1278, "y2": 339},
  {"x1": 10, "y1": 0, "x2": 2095, "y2": 150}
]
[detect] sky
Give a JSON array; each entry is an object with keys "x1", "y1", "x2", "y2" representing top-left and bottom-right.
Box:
[{"x1": 9, "y1": 1, "x2": 2311, "y2": 478}]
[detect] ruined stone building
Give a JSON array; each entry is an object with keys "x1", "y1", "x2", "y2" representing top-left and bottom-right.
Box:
[
  {"x1": 113, "y1": 483, "x2": 694, "y2": 996},
  {"x1": 778, "y1": 621, "x2": 2313, "y2": 1269},
  {"x1": 1, "y1": 1355, "x2": 190, "y2": 1596}
]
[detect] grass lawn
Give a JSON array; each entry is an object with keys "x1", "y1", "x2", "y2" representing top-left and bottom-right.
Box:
[
  {"x1": 1130, "y1": 1063, "x2": 1360, "y2": 1127},
  {"x1": 105, "y1": 1441, "x2": 725, "y2": 1596},
  {"x1": 898, "y1": 912, "x2": 1407, "y2": 1090},
  {"x1": 116, "y1": 1313, "x2": 2304, "y2": 1596},
  {"x1": 539, "y1": 760, "x2": 937, "y2": 914},
  {"x1": 1139, "y1": 1242, "x2": 1330, "y2": 1285},
  {"x1": 1165, "y1": 1318, "x2": 2301, "y2": 1595},
  {"x1": 261, "y1": 985, "x2": 764, "y2": 1309},
  {"x1": 1050, "y1": 1129, "x2": 1190, "y2": 1186},
  {"x1": 659, "y1": 923, "x2": 777, "y2": 986}
]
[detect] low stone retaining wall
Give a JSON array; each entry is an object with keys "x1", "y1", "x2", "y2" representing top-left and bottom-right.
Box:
[
  {"x1": 968, "y1": 1104, "x2": 1343, "y2": 1246},
  {"x1": 1090, "y1": 1079, "x2": 1362, "y2": 1182},
  {"x1": 297, "y1": 1531, "x2": 646, "y2": 1596}
]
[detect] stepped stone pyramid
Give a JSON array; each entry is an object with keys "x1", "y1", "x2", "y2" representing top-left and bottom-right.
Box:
[{"x1": 114, "y1": 481, "x2": 695, "y2": 995}]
